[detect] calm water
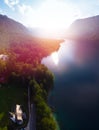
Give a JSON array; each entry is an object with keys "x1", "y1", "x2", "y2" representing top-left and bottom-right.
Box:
[{"x1": 42, "y1": 40, "x2": 99, "y2": 130}]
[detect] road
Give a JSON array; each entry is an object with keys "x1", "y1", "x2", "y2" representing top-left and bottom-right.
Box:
[
  {"x1": 25, "y1": 86, "x2": 36, "y2": 130},
  {"x1": 29, "y1": 104, "x2": 36, "y2": 130}
]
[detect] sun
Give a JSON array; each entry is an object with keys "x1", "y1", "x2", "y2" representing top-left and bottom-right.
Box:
[
  {"x1": 26, "y1": 0, "x2": 76, "y2": 35},
  {"x1": 36, "y1": 1, "x2": 74, "y2": 31},
  {"x1": 51, "y1": 52, "x2": 59, "y2": 65}
]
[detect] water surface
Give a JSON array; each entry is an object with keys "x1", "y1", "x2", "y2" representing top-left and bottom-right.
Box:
[{"x1": 42, "y1": 40, "x2": 99, "y2": 130}]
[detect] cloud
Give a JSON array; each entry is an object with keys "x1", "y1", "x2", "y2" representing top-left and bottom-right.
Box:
[
  {"x1": 0, "y1": 8, "x2": 3, "y2": 13},
  {"x1": 4, "y1": 0, "x2": 19, "y2": 10},
  {"x1": 18, "y1": 4, "x2": 38, "y2": 27},
  {"x1": 18, "y1": 4, "x2": 33, "y2": 15},
  {"x1": 16, "y1": 0, "x2": 99, "y2": 30},
  {"x1": 72, "y1": 0, "x2": 99, "y2": 18},
  {"x1": 17, "y1": 0, "x2": 77, "y2": 28},
  {"x1": 0, "y1": 7, "x2": 5, "y2": 15}
]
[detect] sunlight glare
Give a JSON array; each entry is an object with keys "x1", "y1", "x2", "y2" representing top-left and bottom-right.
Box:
[
  {"x1": 51, "y1": 52, "x2": 59, "y2": 65},
  {"x1": 26, "y1": 0, "x2": 77, "y2": 34}
]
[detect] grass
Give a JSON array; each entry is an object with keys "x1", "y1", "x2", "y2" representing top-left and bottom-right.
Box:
[{"x1": 0, "y1": 84, "x2": 28, "y2": 130}]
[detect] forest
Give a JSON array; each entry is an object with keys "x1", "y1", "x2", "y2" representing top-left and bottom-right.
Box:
[{"x1": 0, "y1": 41, "x2": 57, "y2": 130}]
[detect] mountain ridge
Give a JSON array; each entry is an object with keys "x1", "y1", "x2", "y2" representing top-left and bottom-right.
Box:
[
  {"x1": 0, "y1": 14, "x2": 61, "y2": 58},
  {"x1": 66, "y1": 15, "x2": 99, "y2": 41}
]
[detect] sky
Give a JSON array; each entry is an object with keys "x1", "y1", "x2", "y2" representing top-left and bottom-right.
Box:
[{"x1": 0, "y1": 0, "x2": 99, "y2": 31}]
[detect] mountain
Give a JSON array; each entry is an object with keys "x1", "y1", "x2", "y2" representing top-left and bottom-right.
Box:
[
  {"x1": 0, "y1": 14, "x2": 32, "y2": 47},
  {"x1": 0, "y1": 14, "x2": 62, "y2": 56},
  {"x1": 66, "y1": 15, "x2": 99, "y2": 41},
  {"x1": 64, "y1": 15, "x2": 99, "y2": 70},
  {"x1": 0, "y1": 14, "x2": 30, "y2": 34}
]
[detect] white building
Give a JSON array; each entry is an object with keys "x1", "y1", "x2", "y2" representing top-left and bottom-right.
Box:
[
  {"x1": 9, "y1": 104, "x2": 24, "y2": 125},
  {"x1": 0, "y1": 54, "x2": 8, "y2": 61}
]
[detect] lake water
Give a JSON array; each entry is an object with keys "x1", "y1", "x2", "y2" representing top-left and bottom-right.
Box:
[{"x1": 42, "y1": 40, "x2": 99, "y2": 130}]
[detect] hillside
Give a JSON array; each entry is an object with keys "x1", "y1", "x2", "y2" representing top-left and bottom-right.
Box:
[
  {"x1": 64, "y1": 15, "x2": 99, "y2": 70},
  {"x1": 0, "y1": 14, "x2": 31, "y2": 47},
  {"x1": 0, "y1": 14, "x2": 61, "y2": 57},
  {"x1": 66, "y1": 15, "x2": 99, "y2": 41}
]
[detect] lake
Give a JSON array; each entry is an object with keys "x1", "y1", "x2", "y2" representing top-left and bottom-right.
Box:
[{"x1": 42, "y1": 40, "x2": 99, "y2": 130}]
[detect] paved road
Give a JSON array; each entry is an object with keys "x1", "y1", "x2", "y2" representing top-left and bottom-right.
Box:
[
  {"x1": 25, "y1": 86, "x2": 36, "y2": 130},
  {"x1": 29, "y1": 104, "x2": 36, "y2": 130}
]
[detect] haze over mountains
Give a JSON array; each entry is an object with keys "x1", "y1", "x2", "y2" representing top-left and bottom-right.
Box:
[
  {"x1": 66, "y1": 15, "x2": 99, "y2": 41},
  {"x1": 0, "y1": 14, "x2": 31, "y2": 47},
  {"x1": 65, "y1": 15, "x2": 99, "y2": 67},
  {"x1": 1, "y1": 14, "x2": 99, "y2": 46},
  {"x1": 0, "y1": 15, "x2": 30, "y2": 34},
  {"x1": 0, "y1": 14, "x2": 61, "y2": 58},
  {"x1": 0, "y1": 13, "x2": 99, "y2": 66}
]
